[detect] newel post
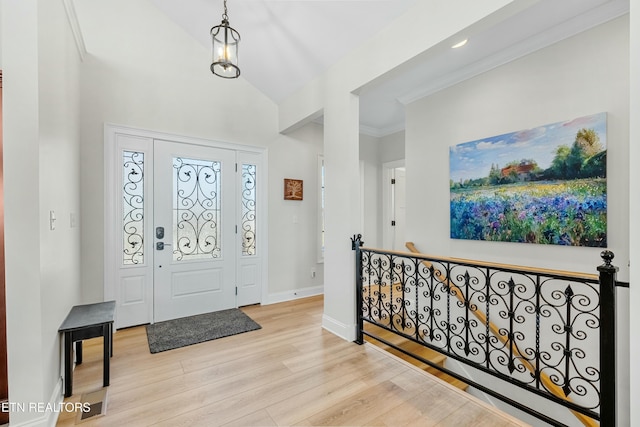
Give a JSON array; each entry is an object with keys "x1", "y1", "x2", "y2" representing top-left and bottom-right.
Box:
[
  {"x1": 597, "y1": 250, "x2": 618, "y2": 427},
  {"x1": 351, "y1": 234, "x2": 364, "y2": 344}
]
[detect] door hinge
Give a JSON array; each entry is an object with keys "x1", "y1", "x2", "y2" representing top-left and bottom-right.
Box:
[
  {"x1": 391, "y1": 178, "x2": 396, "y2": 184},
  {"x1": 235, "y1": 163, "x2": 238, "y2": 172},
  {"x1": 391, "y1": 220, "x2": 396, "y2": 226},
  {"x1": 235, "y1": 225, "x2": 238, "y2": 234},
  {"x1": 235, "y1": 287, "x2": 238, "y2": 296}
]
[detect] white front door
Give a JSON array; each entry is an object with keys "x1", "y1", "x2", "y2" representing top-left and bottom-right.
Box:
[
  {"x1": 106, "y1": 126, "x2": 266, "y2": 329},
  {"x1": 153, "y1": 140, "x2": 237, "y2": 322}
]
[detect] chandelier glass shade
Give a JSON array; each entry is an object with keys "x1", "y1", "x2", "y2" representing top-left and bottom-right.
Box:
[{"x1": 210, "y1": 0, "x2": 240, "y2": 79}]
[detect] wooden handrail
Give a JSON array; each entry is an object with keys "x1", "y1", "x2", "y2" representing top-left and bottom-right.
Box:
[
  {"x1": 403, "y1": 242, "x2": 599, "y2": 427},
  {"x1": 363, "y1": 242, "x2": 598, "y2": 282}
]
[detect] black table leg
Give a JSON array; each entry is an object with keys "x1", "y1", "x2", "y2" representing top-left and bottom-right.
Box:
[
  {"x1": 64, "y1": 331, "x2": 73, "y2": 398},
  {"x1": 103, "y1": 325, "x2": 110, "y2": 387},
  {"x1": 75, "y1": 340, "x2": 83, "y2": 364}
]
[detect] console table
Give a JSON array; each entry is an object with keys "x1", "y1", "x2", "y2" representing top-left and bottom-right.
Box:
[{"x1": 59, "y1": 301, "x2": 115, "y2": 398}]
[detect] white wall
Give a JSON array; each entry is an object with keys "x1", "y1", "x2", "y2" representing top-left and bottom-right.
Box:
[
  {"x1": 2, "y1": 0, "x2": 82, "y2": 425},
  {"x1": 628, "y1": 1, "x2": 639, "y2": 426},
  {"x1": 268, "y1": 122, "x2": 325, "y2": 301},
  {"x1": 280, "y1": 0, "x2": 515, "y2": 342},
  {"x1": 379, "y1": 131, "x2": 405, "y2": 164},
  {"x1": 405, "y1": 16, "x2": 630, "y2": 425},
  {"x1": 359, "y1": 130, "x2": 406, "y2": 249},
  {"x1": 406, "y1": 16, "x2": 629, "y2": 277},
  {"x1": 37, "y1": 0, "x2": 83, "y2": 413},
  {"x1": 360, "y1": 134, "x2": 381, "y2": 247}
]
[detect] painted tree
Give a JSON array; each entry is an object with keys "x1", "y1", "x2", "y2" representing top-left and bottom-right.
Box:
[{"x1": 575, "y1": 128, "x2": 603, "y2": 157}]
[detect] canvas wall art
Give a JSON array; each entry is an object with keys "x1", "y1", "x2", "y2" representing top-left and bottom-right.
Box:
[
  {"x1": 284, "y1": 178, "x2": 303, "y2": 200},
  {"x1": 449, "y1": 112, "x2": 607, "y2": 247}
]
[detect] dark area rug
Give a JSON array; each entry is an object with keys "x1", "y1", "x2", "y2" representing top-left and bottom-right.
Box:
[{"x1": 146, "y1": 309, "x2": 261, "y2": 354}]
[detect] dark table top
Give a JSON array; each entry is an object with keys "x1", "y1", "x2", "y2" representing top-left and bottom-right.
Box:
[{"x1": 59, "y1": 301, "x2": 116, "y2": 332}]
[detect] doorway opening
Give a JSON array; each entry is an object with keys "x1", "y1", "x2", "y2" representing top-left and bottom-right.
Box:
[{"x1": 382, "y1": 160, "x2": 406, "y2": 251}]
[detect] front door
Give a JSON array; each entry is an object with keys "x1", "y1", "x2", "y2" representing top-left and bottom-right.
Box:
[
  {"x1": 153, "y1": 140, "x2": 237, "y2": 322},
  {"x1": 107, "y1": 126, "x2": 265, "y2": 329}
]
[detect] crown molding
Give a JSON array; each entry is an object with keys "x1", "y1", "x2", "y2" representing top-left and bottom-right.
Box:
[
  {"x1": 359, "y1": 122, "x2": 406, "y2": 138},
  {"x1": 398, "y1": 0, "x2": 629, "y2": 107},
  {"x1": 62, "y1": 0, "x2": 87, "y2": 62}
]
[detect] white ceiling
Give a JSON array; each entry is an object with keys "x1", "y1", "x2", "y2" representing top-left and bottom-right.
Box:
[{"x1": 148, "y1": 0, "x2": 628, "y2": 136}]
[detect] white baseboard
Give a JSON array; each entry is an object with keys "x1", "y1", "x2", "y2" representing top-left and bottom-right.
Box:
[
  {"x1": 264, "y1": 285, "x2": 323, "y2": 305},
  {"x1": 8, "y1": 378, "x2": 63, "y2": 427},
  {"x1": 321, "y1": 314, "x2": 357, "y2": 342}
]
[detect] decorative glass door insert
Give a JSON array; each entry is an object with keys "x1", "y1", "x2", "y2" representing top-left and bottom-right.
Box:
[
  {"x1": 172, "y1": 157, "x2": 222, "y2": 261},
  {"x1": 123, "y1": 151, "x2": 145, "y2": 265},
  {"x1": 241, "y1": 164, "x2": 256, "y2": 256}
]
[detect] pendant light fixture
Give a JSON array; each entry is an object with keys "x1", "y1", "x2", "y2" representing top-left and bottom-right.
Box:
[{"x1": 210, "y1": 0, "x2": 241, "y2": 78}]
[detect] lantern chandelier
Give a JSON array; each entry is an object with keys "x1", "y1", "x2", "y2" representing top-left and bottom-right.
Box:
[{"x1": 210, "y1": 0, "x2": 241, "y2": 78}]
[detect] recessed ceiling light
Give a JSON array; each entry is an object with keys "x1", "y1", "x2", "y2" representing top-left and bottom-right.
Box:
[{"x1": 451, "y1": 39, "x2": 468, "y2": 49}]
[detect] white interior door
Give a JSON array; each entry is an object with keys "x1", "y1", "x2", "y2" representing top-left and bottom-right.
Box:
[
  {"x1": 153, "y1": 140, "x2": 237, "y2": 322},
  {"x1": 392, "y1": 168, "x2": 406, "y2": 251}
]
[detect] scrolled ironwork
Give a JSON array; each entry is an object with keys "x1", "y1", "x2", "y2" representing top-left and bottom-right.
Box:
[
  {"x1": 123, "y1": 151, "x2": 144, "y2": 265},
  {"x1": 241, "y1": 164, "x2": 256, "y2": 256},
  {"x1": 173, "y1": 157, "x2": 221, "y2": 261},
  {"x1": 355, "y1": 245, "x2": 617, "y2": 426}
]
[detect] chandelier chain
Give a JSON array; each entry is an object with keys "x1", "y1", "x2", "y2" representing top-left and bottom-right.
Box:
[{"x1": 222, "y1": 0, "x2": 229, "y2": 21}]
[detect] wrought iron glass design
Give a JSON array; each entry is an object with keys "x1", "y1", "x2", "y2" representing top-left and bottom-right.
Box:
[
  {"x1": 172, "y1": 157, "x2": 222, "y2": 261},
  {"x1": 241, "y1": 164, "x2": 256, "y2": 256},
  {"x1": 122, "y1": 151, "x2": 144, "y2": 265},
  {"x1": 357, "y1": 247, "x2": 603, "y2": 422}
]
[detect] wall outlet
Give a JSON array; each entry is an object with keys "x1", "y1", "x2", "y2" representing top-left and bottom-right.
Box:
[{"x1": 311, "y1": 268, "x2": 316, "y2": 278}]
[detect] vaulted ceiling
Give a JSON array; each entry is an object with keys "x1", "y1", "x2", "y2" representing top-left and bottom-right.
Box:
[{"x1": 90, "y1": 0, "x2": 630, "y2": 136}]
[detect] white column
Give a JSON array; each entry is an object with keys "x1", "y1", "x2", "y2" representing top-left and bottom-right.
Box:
[
  {"x1": 322, "y1": 90, "x2": 361, "y2": 341},
  {"x1": 629, "y1": 2, "x2": 640, "y2": 426},
  {"x1": 2, "y1": 0, "x2": 47, "y2": 423}
]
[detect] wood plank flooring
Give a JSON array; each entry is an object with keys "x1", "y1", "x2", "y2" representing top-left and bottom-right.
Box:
[{"x1": 56, "y1": 295, "x2": 529, "y2": 427}]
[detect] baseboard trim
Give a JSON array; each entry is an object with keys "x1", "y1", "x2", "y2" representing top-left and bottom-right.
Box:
[
  {"x1": 264, "y1": 286, "x2": 323, "y2": 305},
  {"x1": 8, "y1": 378, "x2": 63, "y2": 427},
  {"x1": 321, "y1": 314, "x2": 357, "y2": 342}
]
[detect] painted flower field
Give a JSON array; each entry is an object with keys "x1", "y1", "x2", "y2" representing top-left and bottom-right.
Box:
[{"x1": 450, "y1": 179, "x2": 607, "y2": 247}]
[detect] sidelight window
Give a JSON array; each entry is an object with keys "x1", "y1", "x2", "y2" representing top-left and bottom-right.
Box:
[{"x1": 122, "y1": 151, "x2": 144, "y2": 265}]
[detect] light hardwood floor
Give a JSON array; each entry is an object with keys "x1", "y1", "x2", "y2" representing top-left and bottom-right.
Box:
[{"x1": 56, "y1": 295, "x2": 529, "y2": 427}]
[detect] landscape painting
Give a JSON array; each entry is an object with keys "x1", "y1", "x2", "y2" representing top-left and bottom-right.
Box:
[{"x1": 449, "y1": 113, "x2": 607, "y2": 247}]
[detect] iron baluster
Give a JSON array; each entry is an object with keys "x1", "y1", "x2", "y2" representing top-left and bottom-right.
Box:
[
  {"x1": 508, "y1": 277, "x2": 516, "y2": 374},
  {"x1": 535, "y1": 275, "x2": 541, "y2": 390},
  {"x1": 463, "y1": 270, "x2": 471, "y2": 357},
  {"x1": 598, "y1": 250, "x2": 617, "y2": 427},
  {"x1": 351, "y1": 234, "x2": 364, "y2": 344},
  {"x1": 446, "y1": 262, "x2": 452, "y2": 353},
  {"x1": 562, "y1": 285, "x2": 574, "y2": 397},
  {"x1": 414, "y1": 258, "x2": 420, "y2": 342},
  {"x1": 485, "y1": 268, "x2": 491, "y2": 369},
  {"x1": 400, "y1": 260, "x2": 407, "y2": 329},
  {"x1": 367, "y1": 249, "x2": 373, "y2": 323},
  {"x1": 377, "y1": 253, "x2": 383, "y2": 325},
  {"x1": 428, "y1": 264, "x2": 435, "y2": 342}
]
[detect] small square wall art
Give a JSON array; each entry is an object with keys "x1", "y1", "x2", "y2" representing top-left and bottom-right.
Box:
[{"x1": 284, "y1": 179, "x2": 303, "y2": 201}]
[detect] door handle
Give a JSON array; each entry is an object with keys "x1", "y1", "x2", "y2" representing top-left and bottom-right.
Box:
[{"x1": 156, "y1": 242, "x2": 172, "y2": 250}]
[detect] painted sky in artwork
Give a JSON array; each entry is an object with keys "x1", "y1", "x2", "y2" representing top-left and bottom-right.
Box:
[{"x1": 449, "y1": 112, "x2": 607, "y2": 183}]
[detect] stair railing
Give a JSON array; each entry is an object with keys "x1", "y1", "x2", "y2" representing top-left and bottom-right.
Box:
[{"x1": 351, "y1": 234, "x2": 619, "y2": 427}]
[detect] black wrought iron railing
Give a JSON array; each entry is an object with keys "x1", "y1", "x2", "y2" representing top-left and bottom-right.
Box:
[{"x1": 351, "y1": 234, "x2": 619, "y2": 427}]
